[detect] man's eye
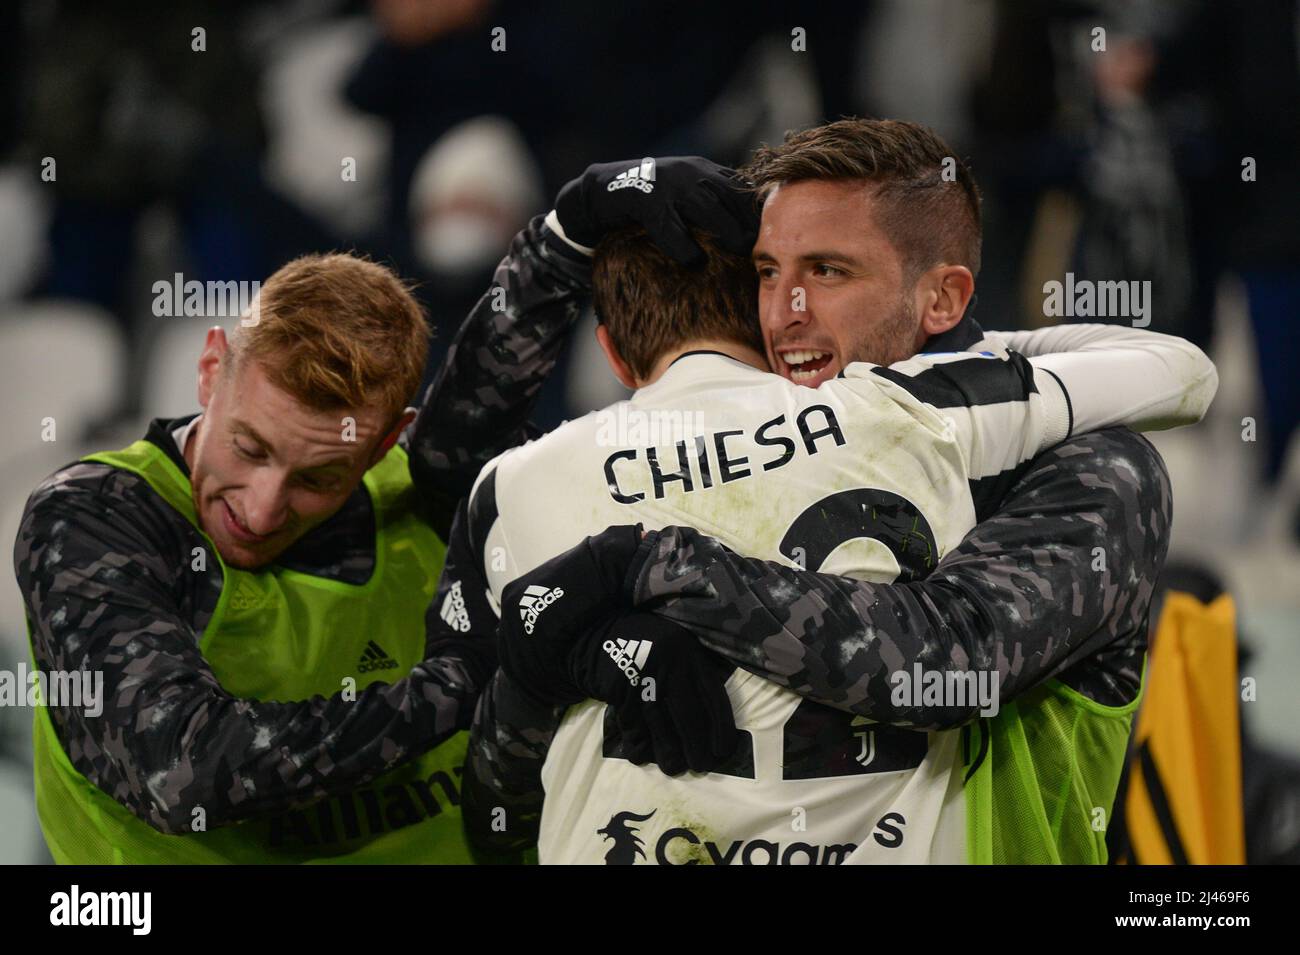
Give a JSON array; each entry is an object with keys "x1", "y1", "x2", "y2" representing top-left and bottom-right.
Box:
[
  {"x1": 814, "y1": 263, "x2": 844, "y2": 278},
  {"x1": 756, "y1": 265, "x2": 777, "y2": 280},
  {"x1": 234, "y1": 441, "x2": 264, "y2": 461},
  {"x1": 297, "y1": 473, "x2": 339, "y2": 492}
]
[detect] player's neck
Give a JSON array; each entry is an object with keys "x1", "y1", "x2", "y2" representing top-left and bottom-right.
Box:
[
  {"x1": 182, "y1": 415, "x2": 202, "y2": 473},
  {"x1": 639, "y1": 339, "x2": 769, "y2": 387}
]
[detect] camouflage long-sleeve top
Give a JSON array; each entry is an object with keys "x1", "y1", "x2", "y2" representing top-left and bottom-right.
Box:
[
  {"x1": 457, "y1": 426, "x2": 1173, "y2": 855},
  {"x1": 13, "y1": 214, "x2": 591, "y2": 835},
  {"x1": 407, "y1": 215, "x2": 592, "y2": 517}
]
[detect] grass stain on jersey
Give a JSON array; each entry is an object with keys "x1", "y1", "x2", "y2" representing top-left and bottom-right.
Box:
[{"x1": 660, "y1": 799, "x2": 722, "y2": 865}]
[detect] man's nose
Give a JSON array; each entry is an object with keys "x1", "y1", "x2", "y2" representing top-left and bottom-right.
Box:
[
  {"x1": 242, "y1": 471, "x2": 291, "y2": 536},
  {"x1": 763, "y1": 275, "x2": 811, "y2": 334}
]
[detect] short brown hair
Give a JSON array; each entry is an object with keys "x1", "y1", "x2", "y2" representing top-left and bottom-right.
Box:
[
  {"x1": 231, "y1": 253, "x2": 429, "y2": 425},
  {"x1": 742, "y1": 118, "x2": 982, "y2": 281},
  {"x1": 592, "y1": 229, "x2": 762, "y2": 381}
]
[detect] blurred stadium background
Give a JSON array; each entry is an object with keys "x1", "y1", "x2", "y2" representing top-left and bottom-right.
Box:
[{"x1": 0, "y1": 0, "x2": 1296, "y2": 863}]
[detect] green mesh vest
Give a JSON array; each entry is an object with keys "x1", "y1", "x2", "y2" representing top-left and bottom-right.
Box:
[
  {"x1": 31, "y1": 438, "x2": 472, "y2": 864},
  {"x1": 963, "y1": 678, "x2": 1140, "y2": 864}
]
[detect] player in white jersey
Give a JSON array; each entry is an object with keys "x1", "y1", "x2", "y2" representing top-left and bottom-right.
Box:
[
  {"x1": 444, "y1": 213, "x2": 1213, "y2": 863},
  {"x1": 429, "y1": 123, "x2": 1215, "y2": 863}
]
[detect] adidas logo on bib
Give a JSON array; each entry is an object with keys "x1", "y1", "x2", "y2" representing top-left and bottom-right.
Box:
[
  {"x1": 227, "y1": 579, "x2": 270, "y2": 611},
  {"x1": 357, "y1": 640, "x2": 399, "y2": 673}
]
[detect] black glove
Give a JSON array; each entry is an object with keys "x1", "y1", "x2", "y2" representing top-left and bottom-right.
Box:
[
  {"x1": 553, "y1": 156, "x2": 758, "y2": 265},
  {"x1": 498, "y1": 525, "x2": 648, "y2": 700},
  {"x1": 568, "y1": 611, "x2": 739, "y2": 776}
]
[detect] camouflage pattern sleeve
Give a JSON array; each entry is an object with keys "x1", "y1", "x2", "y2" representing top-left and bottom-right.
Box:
[
  {"x1": 14, "y1": 465, "x2": 495, "y2": 835},
  {"x1": 462, "y1": 668, "x2": 565, "y2": 860},
  {"x1": 404, "y1": 214, "x2": 592, "y2": 536},
  {"x1": 626, "y1": 428, "x2": 1172, "y2": 730}
]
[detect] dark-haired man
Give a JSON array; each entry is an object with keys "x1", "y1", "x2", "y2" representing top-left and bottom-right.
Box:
[{"x1": 443, "y1": 122, "x2": 1218, "y2": 864}]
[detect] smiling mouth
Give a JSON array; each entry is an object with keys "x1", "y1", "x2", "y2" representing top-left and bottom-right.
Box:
[
  {"x1": 220, "y1": 499, "x2": 272, "y2": 544},
  {"x1": 779, "y1": 349, "x2": 834, "y2": 383}
]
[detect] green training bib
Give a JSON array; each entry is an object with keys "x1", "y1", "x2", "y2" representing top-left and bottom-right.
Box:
[{"x1": 31, "y1": 438, "x2": 469, "y2": 864}]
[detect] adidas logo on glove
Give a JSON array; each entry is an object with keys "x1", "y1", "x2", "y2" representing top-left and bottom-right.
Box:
[
  {"x1": 603, "y1": 637, "x2": 653, "y2": 686},
  {"x1": 607, "y1": 158, "x2": 656, "y2": 194},
  {"x1": 518, "y1": 584, "x2": 564, "y2": 634}
]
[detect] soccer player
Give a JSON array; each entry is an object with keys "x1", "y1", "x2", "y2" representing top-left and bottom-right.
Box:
[
  {"x1": 446, "y1": 122, "x2": 1218, "y2": 864},
  {"x1": 12, "y1": 231, "x2": 605, "y2": 862}
]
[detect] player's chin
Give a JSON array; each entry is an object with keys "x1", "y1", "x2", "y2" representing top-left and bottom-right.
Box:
[{"x1": 211, "y1": 532, "x2": 267, "y2": 570}]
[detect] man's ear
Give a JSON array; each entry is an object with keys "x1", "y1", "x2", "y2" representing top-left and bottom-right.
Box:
[
  {"x1": 595, "y1": 324, "x2": 639, "y2": 390},
  {"x1": 197, "y1": 326, "x2": 230, "y2": 409},
  {"x1": 370, "y1": 407, "x2": 417, "y2": 468},
  {"x1": 915, "y1": 265, "x2": 975, "y2": 340}
]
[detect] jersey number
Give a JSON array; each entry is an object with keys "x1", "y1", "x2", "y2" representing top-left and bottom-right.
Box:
[{"x1": 606, "y1": 489, "x2": 937, "y2": 780}]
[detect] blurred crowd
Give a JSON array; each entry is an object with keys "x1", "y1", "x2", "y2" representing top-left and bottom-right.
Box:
[
  {"x1": 1, "y1": 0, "x2": 1294, "y2": 451},
  {"x1": 0, "y1": 0, "x2": 1297, "y2": 862}
]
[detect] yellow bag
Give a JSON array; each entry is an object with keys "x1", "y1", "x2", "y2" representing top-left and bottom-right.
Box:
[{"x1": 1123, "y1": 592, "x2": 1245, "y2": 864}]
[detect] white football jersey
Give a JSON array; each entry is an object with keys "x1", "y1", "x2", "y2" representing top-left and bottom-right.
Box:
[{"x1": 465, "y1": 326, "x2": 1214, "y2": 864}]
